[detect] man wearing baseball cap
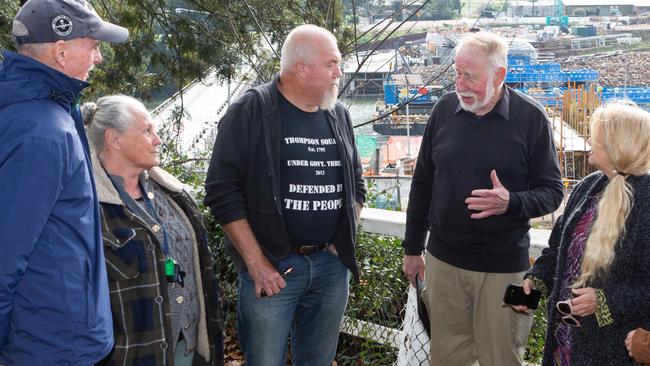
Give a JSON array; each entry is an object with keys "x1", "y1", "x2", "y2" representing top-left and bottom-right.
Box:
[{"x1": 0, "y1": 0, "x2": 128, "y2": 364}]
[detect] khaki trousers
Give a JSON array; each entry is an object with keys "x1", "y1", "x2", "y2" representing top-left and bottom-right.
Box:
[{"x1": 425, "y1": 253, "x2": 533, "y2": 366}]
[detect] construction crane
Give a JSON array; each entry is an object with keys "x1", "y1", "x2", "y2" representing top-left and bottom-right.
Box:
[{"x1": 546, "y1": 0, "x2": 569, "y2": 28}]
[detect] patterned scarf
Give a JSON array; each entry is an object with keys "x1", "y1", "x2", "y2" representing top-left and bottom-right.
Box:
[{"x1": 553, "y1": 197, "x2": 599, "y2": 366}]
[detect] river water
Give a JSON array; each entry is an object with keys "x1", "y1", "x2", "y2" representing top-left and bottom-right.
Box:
[
  {"x1": 343, "y1": 96, "x2": 413, "y2": 210},
  {"x1": 342, "y1": 96, "x2": 379, "y2": 135},
  {"x1": 342, "y1": 96, "x2": 389, "y2": 159}
]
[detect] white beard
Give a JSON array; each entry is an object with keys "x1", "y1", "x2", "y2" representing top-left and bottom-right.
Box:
[
  {"x1": 456, "y1": 79, "x2": 496, "y2": 113},
  {"x1": 320, "y1": 81, "x2": 339, "y2": 110}
]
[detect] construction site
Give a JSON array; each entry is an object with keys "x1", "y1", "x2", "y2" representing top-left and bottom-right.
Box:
[{"x1": 342, "y1": 1, "x2": 650, "y2": 211}]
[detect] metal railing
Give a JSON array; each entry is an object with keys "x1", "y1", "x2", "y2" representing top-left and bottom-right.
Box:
[{"x1": 349, "y1": 208, "x2": 552, "y2": 365}]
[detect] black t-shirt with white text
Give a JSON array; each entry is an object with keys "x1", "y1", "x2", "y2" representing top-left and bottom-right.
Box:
[{"x1": 279, "y1": 93, "x2": 344, "y2": 246}]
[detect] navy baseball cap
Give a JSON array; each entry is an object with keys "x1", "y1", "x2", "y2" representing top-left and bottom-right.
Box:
[{"x1": 12, "y1": 0, "x2": 129, "y2": 44}]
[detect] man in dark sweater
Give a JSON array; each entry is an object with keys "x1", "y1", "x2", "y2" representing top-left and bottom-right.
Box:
[
  {"x1": 204, "y1": 24, "x2": 365, "y2": 366},
  {"x1": 402, "y1": 32, "x2": 563, "y2": 365}
]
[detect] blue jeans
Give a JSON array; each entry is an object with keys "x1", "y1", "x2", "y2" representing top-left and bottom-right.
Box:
[
  {"x1": 174, "y1": 338, "x2": 194, "y2": 366},
  {"x1": 237, "y1": 249, "x2": 350, "y2": 366}
]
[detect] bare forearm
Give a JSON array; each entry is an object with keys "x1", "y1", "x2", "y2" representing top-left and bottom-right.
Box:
[
  {"x1": 355, "y1": 202, "x2": 363, "y2": 228},
  {"x1": 222, "y1": 218, "x2": 268, "y2": 269},
  {"x1": 223, "y1": 218, "x2": 286, "y2": 297}
]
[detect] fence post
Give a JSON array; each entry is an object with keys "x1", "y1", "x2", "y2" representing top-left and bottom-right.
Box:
[{"x1": 374, "y1": 147, "x2": 380, "y2": 175}]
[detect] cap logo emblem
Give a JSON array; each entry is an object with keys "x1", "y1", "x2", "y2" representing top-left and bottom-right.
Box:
[{"x1": 52, "y1": 15, "x2": 73, "y2": 36}]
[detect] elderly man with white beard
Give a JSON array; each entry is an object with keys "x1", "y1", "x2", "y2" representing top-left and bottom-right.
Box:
[
  {"x1": 402, "y1": 32, "x2": 563, "y2": 366},
  {"x1": 203, "y1": 24, "x2": 365, "y2": 366}
]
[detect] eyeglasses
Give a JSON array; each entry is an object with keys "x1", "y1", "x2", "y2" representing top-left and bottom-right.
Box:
[{"x1": 556, "y1": 299, "x2": 581, "y2": 327}]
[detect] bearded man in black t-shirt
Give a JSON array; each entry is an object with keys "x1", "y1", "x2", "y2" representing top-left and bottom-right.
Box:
[{"x1": 204, "y1": 24, "x2": 366, "y2": 366}]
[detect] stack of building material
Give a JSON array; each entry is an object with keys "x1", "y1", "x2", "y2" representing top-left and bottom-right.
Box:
[{"x1": 560, "y1": 51, "x2": 650, "y2": 86}]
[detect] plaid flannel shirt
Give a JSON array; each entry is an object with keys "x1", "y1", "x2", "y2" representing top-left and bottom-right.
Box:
[{"x1": 94, "y1": 156, "x2": 225, "y2": 366}]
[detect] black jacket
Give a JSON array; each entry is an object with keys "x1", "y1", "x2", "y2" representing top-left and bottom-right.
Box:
[
  {"x1": 204, "y1": 75, "x2": 366, "y2": 280},
  {"x1": 529, "y1": 172, "x2": 650, "y2": 366}
]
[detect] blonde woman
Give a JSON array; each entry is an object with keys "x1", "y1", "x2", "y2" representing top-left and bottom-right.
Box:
[{"x1": 513, "y1": 101, "x2": 650, "y2": 365}]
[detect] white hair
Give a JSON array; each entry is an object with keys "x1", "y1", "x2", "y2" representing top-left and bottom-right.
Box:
[
  {"x1": 82, "y1": 95, "x2": 149, "y2": 151},
  {"x1": 16, "y1": 42, "x2": 52, "y2": 59},
  {"x1": 280, "y1": 24, "x2": 337, "y2": 72},
  {"x1": 455, "y1": 31, "x2": 508, "y2": 71}
]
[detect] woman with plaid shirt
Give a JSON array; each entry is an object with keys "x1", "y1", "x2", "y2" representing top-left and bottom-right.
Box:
[{"x1": 82, "y1": 95, "x2": 225, "y2": 366}]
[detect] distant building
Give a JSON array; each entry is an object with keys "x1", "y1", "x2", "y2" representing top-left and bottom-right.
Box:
[
  {"x1": 562, "y1": 0, "x2": 650, "y2": 16},
  {"x1": 507, "y1": 0, "x2": 556, "y2": 17}
]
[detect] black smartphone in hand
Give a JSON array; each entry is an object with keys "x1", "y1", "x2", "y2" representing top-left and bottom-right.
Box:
[{"x1": 503, "y1": 283, "x2": 542, "y2": 310}]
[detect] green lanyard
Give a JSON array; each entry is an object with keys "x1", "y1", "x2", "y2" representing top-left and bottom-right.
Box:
[{"x1": 139, "y1": 184, "x2": 177, "y2": 278}]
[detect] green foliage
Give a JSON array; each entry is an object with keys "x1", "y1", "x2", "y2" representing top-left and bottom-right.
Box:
[
  {"x1": 337, "y1": 334, "x2": 397, "y2": 366},
  {"x1": 341, "y1": 0, "x2": 387, "y2": 22},
  {"x1": 80, "y1": 0, "x2": 349, "y2": 101},
  {"x1": 526, "y1": 296, "x2": 548, "y2": 363},
  {"x1": 364, "y1": 179, "x2": 401, "y2": 211},
  {"x1": 1, "y1": 0, "x2": 352, "y2": 103},
  {"x1": 422, "y1": 0, "x2": 461, "y2": 20},
  {"x1": 337, "y1": 230, "x2": 407, "y2": 365},
  {"x1": 156, "y1": 106, "x2": 210, "y2": 193},
  {"x1": 0, "y1": 0, "x2": 19, "y2": 52},
  {"x1": 348, "y1": 230, "x2": 407, "y2": 327}
]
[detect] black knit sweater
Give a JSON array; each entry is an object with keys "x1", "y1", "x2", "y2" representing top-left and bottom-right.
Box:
[
  {"x1": 528, "y1": 172, "x2": 650, "y2": 366},
  {"x1": 403, "y1": 87, "x2": 563, "y2": 273}
]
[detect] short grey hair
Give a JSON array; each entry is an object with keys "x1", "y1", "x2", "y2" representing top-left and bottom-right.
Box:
[
  {"x1": 15, "y1": 42, "x2": 52, "y2": 59},
  {"x1": 455, "y1": 31, "x2": 508, "y2": 70},
  {"x1": 16, "y1": 38, "x2": 90, "y2": 62},
  {"x1": 82, "y1": 95, "x2": 148, "y2": 151},
  {"x1": 280, "y1": 24, "x2": 337, "y2": 72}
]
